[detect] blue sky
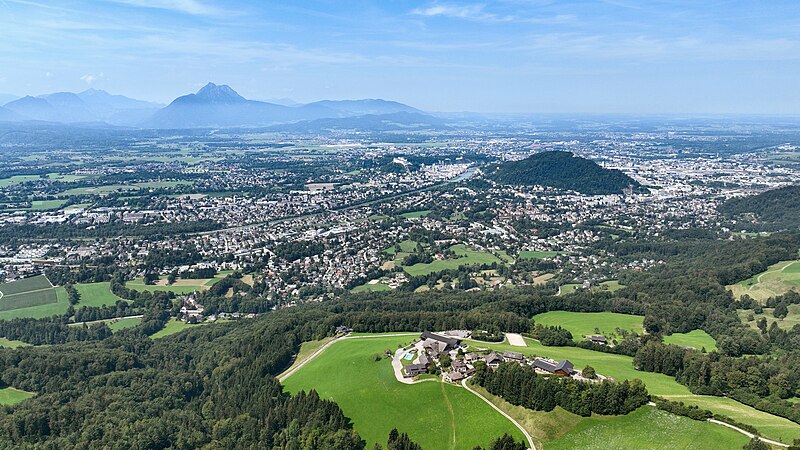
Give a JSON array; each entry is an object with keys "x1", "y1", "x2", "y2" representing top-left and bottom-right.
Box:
[{"x1": 1, "y1": 0, "x2": 799, "y2": 113}]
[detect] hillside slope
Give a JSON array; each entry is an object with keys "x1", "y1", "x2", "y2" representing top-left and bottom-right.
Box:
[{"x1": 490, "y1": 151, "x2": 638, "y2": 195}]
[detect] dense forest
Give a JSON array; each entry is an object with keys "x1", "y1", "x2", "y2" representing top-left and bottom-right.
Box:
[
  {"x1": 719, "y1": 185, "x2": 800, "y2": 231},
  {"x1": 489, "y1": 151, "x2": 639, "y2": 195}
]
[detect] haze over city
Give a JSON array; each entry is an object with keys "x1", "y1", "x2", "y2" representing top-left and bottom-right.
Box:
[{"x1": 2, "y1": 0, "x2": 800, "y2": 114}]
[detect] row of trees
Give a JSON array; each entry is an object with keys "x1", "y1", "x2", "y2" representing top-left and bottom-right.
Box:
[{"x1": 473, "y1": 362, "x2": 649, "y2": 417}]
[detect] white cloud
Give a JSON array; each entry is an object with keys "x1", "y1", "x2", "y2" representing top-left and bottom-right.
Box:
[
  {"x1": 107, "y1": 0, "x2": 222, "y2": 16},
  {"x1": 80, "y1": 73, "x2": 104, "y2": 84},
  {"x1": 411, "y1": 4, "x2": 503, "y2": 22}
]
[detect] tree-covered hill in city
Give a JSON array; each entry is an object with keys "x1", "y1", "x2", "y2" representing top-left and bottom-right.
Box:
[
  {"x1": 719, "y1": 185, "x2": 800, "y2": 231},
  {"x1": 490, "y1": 151, "x2": 638, "y2": 195}
]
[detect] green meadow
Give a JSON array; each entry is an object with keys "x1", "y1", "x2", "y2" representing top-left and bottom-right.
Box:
[
  {"x1": 728, "y1": 259, "x2": 800, "y2": 303},
  {"x1": 149, "y1": 319, "x2": 209, "y2": 339},
  {"x1": 403, "y1": 244, "x2": 502, "y2": 277},
  {"x1": 471, "y1": 336, "x2": 800, "y2": 443},
  {"x1": 74, "y1": 282, "x2": 125, "y2": 307},
  {"x1": 399, "y1": 210, "x2": 432, "y2": 219},
  {"x1": 282, "y1": 335, "x2": 525, "y2": 449},
  {"x1": 0, "y1": 387, "x2": 35, "y2": 405},
  {"x1": 532, "y1": 311, "x2": 644, "y2": 340},
  {"x1": 663, "y1": 330, "x2": 718, "y2": 351}
]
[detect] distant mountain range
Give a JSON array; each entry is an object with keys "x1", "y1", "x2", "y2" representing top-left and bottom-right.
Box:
[
  {"x1": 0, "y1": 83, "x2": 431, "y2": 131},
  {"x1": 490, "y1": 151, "x2": 639, "y2": 195}
]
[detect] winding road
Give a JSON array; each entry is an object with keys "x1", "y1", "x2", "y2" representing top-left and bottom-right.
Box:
[{"x1": 461, "y1": 378, "x2": 536, "y2": 450}]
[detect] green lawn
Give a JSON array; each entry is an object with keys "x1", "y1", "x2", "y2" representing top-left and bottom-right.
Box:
[
  {"x1": 108, "y1": 317, "x2": 142, "y2": 332},
  {"x1": 728, "y1": 259, "x2": 800, "y2": 303},
  {"x1": 557, "y1": 284, "x2": 582, "y2": 296},
  {"x1": 282, "y1": 335, "x2": 525, "y2": 449},
  {"x1": 351, "y1": 283, "x2": 391, "y2": 293},
  {"x1": 127, "y1": 277, "x2": 215, "y2": 294},
  {"x1": 0, "y1": 387, "x2": 34, "y2": 405},
  {"x1": 400, "y1": 210, "x2": 432, "y2": 219},
  {"x1": 663, "y1": 330, "x2": 718, "y2": 352},
  {"x1": 544, "y1": 407, "x2": 748, "y2": 450},
  {"x1": 149, "y1": 320, "x2": 208, "y2": 339},
  {"x1": 385, "y1": 239, "x2": 422, "y2": 255},
  {"x1": 0, "y1": 337, "x2": 32, "y2": 348},
  {"x1": 470, "y1": 336, "x2": 800, "y2": 443},
  {"x1": 403, "y1": 244, "x2": 502, "y2": 277},
  {"x1": 532, "y1": 311, "x2": 644, "y2": 341},
  {"x1": 74, "y1": 282, "x2": 125, "y2": 308}
]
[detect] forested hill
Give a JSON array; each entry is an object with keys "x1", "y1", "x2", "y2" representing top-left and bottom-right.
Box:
[
  {"x1": 719, "y1": 185, "x2": 800, "y2": 231},
  {"x1": 489, "y1": 151, "x2": 638, "y2": 195}
]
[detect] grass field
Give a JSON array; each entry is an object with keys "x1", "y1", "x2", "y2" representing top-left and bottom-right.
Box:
[
  {"x1": 351, "y1": 283, "x2": 391, "y2": 293},
  {"x1": 663, "y1": 330, "x2": 718, "y2": 351},
  {"x1": 558, "y1": 281, "x2": 624, "y2": 296},
  {"x1": 126, "y1": 276, "x2": 221, "y2": 294},
  {"x1": 74, "y1": 282, "x2": 125, "y2": 308},
  {"x1": 470, "y1": 336, "x2": 800, "y2": 443},
  {"x1": 532, "y1": 311, "x2": 644, "y2": 341},
  {"x1": 544, "y1": 407, "x2": 748, "y2": 450},
  {"x1": 400, "y1": 210, "x2": 431, "y2": 219},
  {"x1": 385, "y1": 239, "x2": 422, "y2": 255},
  {"x1": 149, "y1": 319, "x2": 209, "y2": 339},
  {"x1": 0, "y1": 387, "x2": 34, "y2": 405},
  {"x1": 0, "y1": 337, "x2": 32, "y2": 348},
  {"x1": 282, "y1": 335, "x2": 525, "y2": 449},
  {"x1": 403, "y1": 244, "x2": 502, "y2": 277},
  {"x1": 0, "y1": 173, "x2": 86, "y2": 189},
  {"x1": 61, "y1": 181, "x2": 192, "y2": 197},
  {"x1": 728, "y1": 259, "x2": 800, "y2": 303},
  {"x1": 108, "y1": 317, "x2": 143, "y2": 332},
  {"x1": 0, "y1": 275, "x2": 69, "y2": 320},
  {"x1": 739, "y1": 304, "x2": 800, "y2": 331}
]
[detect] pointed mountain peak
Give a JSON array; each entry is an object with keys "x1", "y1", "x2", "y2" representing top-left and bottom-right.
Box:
[{"x1": 195, "y1": 83, "x2": 246, "y2": 103}]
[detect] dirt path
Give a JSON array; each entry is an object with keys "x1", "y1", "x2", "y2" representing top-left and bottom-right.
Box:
[
  {"x1": 708, "y1": 419, "x2": 789, "y2": 448},
  {"x1": 461, "y1": 379, "x2": 536, "y2": 450},
  {"x1": 441, "y1": 381, "x2": 457, "y2": 450}
]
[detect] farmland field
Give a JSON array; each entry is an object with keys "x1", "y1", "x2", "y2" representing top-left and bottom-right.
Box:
[
  {"x1": 403, "y1": 244, "x2": 502, "y2": 277},
  {"x1": 663, "y1": 330, "x2": 718, "y2": 351},
  {"x1": 728, "y1": 259, "x2": 800, "y2": 303},
  {"x1": 282, "y1": 334, "x2": 525, "y2": 449},
  {"x1": 470, "y1": 336, "x2": 800, "y2": 443},
  {"x1": 532, "y1": 311, "x2": 644, "y2": 341},
  {"x1": 0, "y1": 275, "x2": 68, "y2": 320},
  {"x1": 0, "y1": 387, "x2": 34, "y2": 405}
]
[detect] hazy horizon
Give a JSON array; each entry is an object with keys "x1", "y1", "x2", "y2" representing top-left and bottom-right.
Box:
[{"x1": 2, "y1": 1, "x2": 800, "y2": 114}]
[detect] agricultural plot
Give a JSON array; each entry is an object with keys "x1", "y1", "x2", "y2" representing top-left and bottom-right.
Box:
[
  {"x1": 60, "y1": 181, "x2": 192, "y2": 197},
  {"x1": 663, "y1": 330, "x2": 717, "y2": 351},
  {"x1": 728, "y1": 259, "x2": 800, "y2": 303},
  {"x1": 0, "y1": 337, "x2": 32, "y2": 348},
  {"x1": 403, "y1": 244, "x2": 502, "y2": 277},
  {"x1": 471, "y1": 336, "x2": 800, "y2": 443},
  {"x1": 282, "y1": 335, "x2": 525, "y2": 450},
  {"x1": 532, "y1": 311, "x2": 644, "y2": 341},
  {"x1": 0, "y1": 275, "x2": 68, "y2": 320},
  {"x1": 108, "y1": 317, "x2": 142, "y2": 332}
]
